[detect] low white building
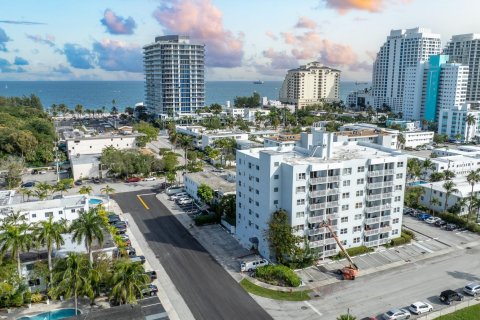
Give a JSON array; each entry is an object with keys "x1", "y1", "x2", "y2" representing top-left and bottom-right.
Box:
[
  {"x1": 236, "y1": 128, "x2": 407, "y2": 260},
  {"x1": 264, "y1": 133, "x2": 302, "y2": 148},
  {"x1": 386, "y1": 119, "x2": 421, "y2": 131},
  {"x1": 201, "y1": 131, "x2": 249, "y2": 150},
  {"x1": 418, "y1": 178, "x2": 471, "y2": 215},
  {"x1": 402, "y1": 131, "x2": 435, "y2": 148},
  {"x1": 184, "y1": 170, "x2": 236, "y2": 203},
  {"x1": 243, "y1": 108, "x2": 270, "y2": 122},
  {"x1": 438, "y1": 103, "x2": 480, "y2": 142}
]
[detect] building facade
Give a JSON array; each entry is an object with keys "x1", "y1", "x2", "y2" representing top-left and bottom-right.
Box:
[
  {"x1": 143, "y1": 35, "x2": 205, "y2": 117},
  {"x1": 236, "y1": 130, "x2": 407, "y2": 260},
  {"x1": 372, "y1": 28, "x2": 441, "y2": 114},
  {"x1": 438, "y1": 103, "x2": 480, "y2": 142},
  {"x1": 280, "y1": 62, "x2": 340, "y2": 109},
  {"x1": 444, "y1": 33, "x2": 480, "y2": 101}
]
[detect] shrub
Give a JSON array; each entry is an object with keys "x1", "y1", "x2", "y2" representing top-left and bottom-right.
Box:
[
  {"x1": 436, "y1": 212, "x2": 480, "y2": 234},
  {"x1": 23, "y1": 291, "x2": 32, "y2": 304},
  {"x1": 194, "y1": 214, "x2": 220, "y2": 226},
  {"x1": 31, "y1": 292, "x2": 43, "y2": 303},
  {"x1": 255, "y1": 265, "x2": 301, "y2": 287},
  {"x1": 386, "y1": 232, "x2": 412, "y2": 247},
  {"x1": 402, "y1": 228, "x2": 416, "y2": 240},
  {"x1": 333, "y1": 246, "x2": 373, "y2": 260}
]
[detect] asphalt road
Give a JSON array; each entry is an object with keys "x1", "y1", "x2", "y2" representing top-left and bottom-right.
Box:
[{"x1": 113, "y1": 191, "x2": 272, "y2": 320}]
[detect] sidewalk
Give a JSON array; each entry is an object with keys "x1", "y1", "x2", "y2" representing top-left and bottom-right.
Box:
[{"x1": 109, "y1": 199, "x2": 195, "y2": 320}]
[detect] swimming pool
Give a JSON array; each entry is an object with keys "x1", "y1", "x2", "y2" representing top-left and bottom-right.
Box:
[
  {"x1": 408, "y1": 180, "x2": 428, "y2": 186},
  {"x1": 89, "y1": 198, "x2": 103, "y2": 205},
  {"x1": 17, "y1": 308, "x2": 80, "y2": 320}
]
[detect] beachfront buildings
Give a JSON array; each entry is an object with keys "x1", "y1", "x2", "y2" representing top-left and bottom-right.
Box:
[
  {"x1": 143, "y1": 35, "x2": 205, "y2": 117},
  {"x1": 444, "y1": 34, "x2": 480, "y2": 101},
  {"x1": 235, "y1": 128, "x2": 407, "y2": 259},
  {"x1": 371, "y1": 28, "x2": 441, "y2": 114},
  {"x1": 279, "y1": 62, "x2": 340, "y2": 109},
  {"x1": 438, "y1": 103, "x2": 480, "y2": 142}
]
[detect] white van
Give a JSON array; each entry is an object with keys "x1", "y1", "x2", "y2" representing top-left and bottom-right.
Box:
[
  {"x1": 166, "y1": 186, "x2": 184, "y2": 196},
  {"x1": 240, "y1": 258, "x2": 269, "y2": 272}
]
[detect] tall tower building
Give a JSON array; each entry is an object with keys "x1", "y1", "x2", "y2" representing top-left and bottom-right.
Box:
[
  {"x1": 444, "y1": 34, "x2": 480, "y2": 101},
  {"x1": 143, "y1": 35, "x2": 205, "y2": 117},
  {"x1": 372, "y1": 28, "x2": 441, "y2": 114},
  {"x1": 279, "y1": 62, "x2": 340, "y2": 109}
]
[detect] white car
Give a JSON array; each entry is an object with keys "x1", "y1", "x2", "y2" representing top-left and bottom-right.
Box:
[
  {"x1": 143, "y1": 177, "x2": 157, "y2": 181},
  {"x1": 177, "y1": 198, "x2": 193, "y2": 205},
  {"x1": 463, "y1": 283, "x2": 480, "y2": 296},
  {"x1": 408, "y1": 301, "x2": 433, "y2": 314},
  {"x1": 170, "y1": 192, "x2": 188, "y2": 200},
  {"x1": 382, "y1": 308, "x2": 411, "y2": 320},
  {"x1": 424, "y1": 216, "x2": 441, "y2": 224}
]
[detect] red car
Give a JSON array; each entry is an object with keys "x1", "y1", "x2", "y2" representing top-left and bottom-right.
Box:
[{"x1": 126, "y1": 177, "x2": 141, "y2": 183}]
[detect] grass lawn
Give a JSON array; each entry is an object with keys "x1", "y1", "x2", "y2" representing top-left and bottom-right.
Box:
[
  {"x1": 240, "y1": 278, "x2": 312, "y2": 301},
  {"x1": 435, "y1": 303, "x2": 480, "y2": 320}
]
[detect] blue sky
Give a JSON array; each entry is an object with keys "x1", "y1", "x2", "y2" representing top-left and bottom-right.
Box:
[{"x1": 0, "y1": 0, "x2": 479, "y2": 81}]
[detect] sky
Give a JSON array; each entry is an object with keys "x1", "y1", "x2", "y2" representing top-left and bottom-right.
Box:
[{"x1": 0, "y1": 0, "x2": 479, "y2": 81}]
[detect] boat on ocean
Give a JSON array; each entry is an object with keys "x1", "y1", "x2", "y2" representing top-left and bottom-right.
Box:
[{"x1": 253, "y1": 80, "x2": 264, "y2": 84}]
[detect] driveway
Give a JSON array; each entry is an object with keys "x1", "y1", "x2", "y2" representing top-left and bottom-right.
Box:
[{"x1": 112, "y1": 191, "x2": 271, "y2": 320}]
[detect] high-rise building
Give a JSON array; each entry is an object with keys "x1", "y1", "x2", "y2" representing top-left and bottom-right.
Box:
[
  {"x1": 143, "y1": 35, "x2": 205, "y2": 117},
  {"x1": 279, "y1": 62, "x2": 340, "y2": 109},
  {"x1": 372, "y1": 28, "x2": 441, "y2": 113},
  {"x1": 444, "y1": 34, "x2": 480, "y2": 101},
  {"x1": 235, "y1": 128, "x2": 407, "y2": 260},
  {"x1": 402, "y1": 55, "x2": 468, "y2": 121}
]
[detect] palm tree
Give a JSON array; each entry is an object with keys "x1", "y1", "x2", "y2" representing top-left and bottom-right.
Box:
[
  {"x1": 397, "y1": 133, "x2": 405, "y2": 149},
  {"x1": 101, "y1": 185, "x2": 115, "y2": 210},
  {"x1": 35, "y1": 182, "x2": 52, "y2": 199},
  {"x1": 110, "y1": 260, "x2": 150, "y2": 305},
  {"x1": 177, "y1": 134, "x2": 193, "y2": 175},
  {"x1": 0, "y1": 222, "x2": 33, "y2": 275},
  {"x1": 430, "y1": 197, "x2": 441, "y2": 215},
  {"x1": 79, "y1": 185, "x2": 93, "y2": 195},
  {"x1": 444, "y1": 169, "x2": 456, "y2": 181},
  {"x1": 337, "y1": 315, "x2": 356, "y2": 320},
  {"x1": 51, "y1": 252, "x2": 92, "y2": 315},
  {"x1": 465, "y1": 114, "x2": 476, "y2": 142},
  {"x1": 454, "y1": 133, "x2": 462, "y2": 142},
  {"x1": 421, "y1": 159, "x2": 435, "y2": 180},
  {"x1": 34, "y1": 217, "x2": 67, "y2": 288},
  {"x1": 442, "y1": 181, "x2": 458, "y2": 212},
  {"x1": 74, "y1": 104, "x2": 84, "y2": 118},
  {"x1": 168, "y1": 132, "x2": 177, "y2": 150},
  {"x1": 466, "y1": 169, "x2": 480, "y2": 221},
  {"x1": 1, "y1": 211, "x2": 27, "y2": 225},
  {"x1": 54, "y1": 182, "x2": 68, "y2": 197},
  {"x1": 70, "y1": 208, "x2": 107, "y2": 264}
]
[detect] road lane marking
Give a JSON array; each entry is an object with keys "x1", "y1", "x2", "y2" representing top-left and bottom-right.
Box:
[
  {"x1": 413, "y1": 242, "x2": 433, "y2": 253},
  {"x1": 139, "y1": 192, "x2": 156, "y2": 196},
  {"x1": 137, "y1": 195, "x2": 150, "y2": 209},
  {"x1": 304, "y1": 301, "x2": 323, "y2": 316}
]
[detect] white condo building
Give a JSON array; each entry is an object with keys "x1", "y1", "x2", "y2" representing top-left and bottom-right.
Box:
[
  {"x1": 236, "y1": 129, "x2": 407, "y2": 260},
  {"x1": 372, "y1": 28, "x2": 441, "y2": 114},
  {"x1": 438, "y1": 103, "x2": 480, "y2": 142},
  {"x1": 143, "y1": 35, "x2": 205, "y2": 117},
  {"x1": 444, "y1": 34, "x2": 480, "y2": 101},
  {"x1": 280, "y1": 62, "x2": 340, "y2": 109}
]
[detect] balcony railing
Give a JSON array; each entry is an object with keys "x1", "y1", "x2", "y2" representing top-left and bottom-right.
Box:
[
  {"x1": 382, "y1": 192, "x2": 393, "y2": 199},
  {"x1": 366, "y1": 194, "x2": 382, "y2": 201},
  {"x1": 309, "y1": 240, "x2": 323, "y2": 248},
  {"x1": 379, "y1": 226, "x2": 392, "y2": 233},
  {"x1": 365, "y1": 205, "x2": 382, "y2": 213},
  {"x1": 309, "y1": 190, "x2": 326, "y2": 197},
  {"x1": 326, "y1": 213, "x2": 339, "y2": 220},
  {"x1": 380, "y1": 215, "x2": 391, "y2": 222},
  {"x1": 308, "y1": 215, "x2": 325, "y2": 223},
  {"x1": 326, "y1": 201, "x2": 339, "y2": 208},
  {"x1": 378, "y1": 238, "x2": 390, "y2": 245},
  {"x1": 327, "y1": 189, "x2": 340, "y2": 195},
  {"x1": 306, "y1": 227, "x2": 327, "y2": 236},
  {"x1": 364, "y1": 240, "x2": 379, "y2": 247},
  {"x1": 322, "y1": 249, "x2": 337, "y2": 257},
  {"x1": 367, "y1": 169, "x2": 395, "y2": 177},
  {"x1": 365, "y1": 217, "x2": 380, "y2": 224},
  {"x1": 309, "y1": 203, "x2": 326, "y2": 211},
  {"x1": 324, "y1": 238, "x2": 337, "y2": 245},
  {"x1": 364, "y1": 229, "x2": 380, "y2": 236},
  {"x1": 367, "y1": 182, "x2": 384, "y2": 189},
  {"x1": 310, "y1": 176, "x2": 340, "y2": 184}
]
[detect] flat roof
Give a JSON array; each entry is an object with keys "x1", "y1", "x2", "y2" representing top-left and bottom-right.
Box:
[
  {"x1": 186, "y1": 170, "x2": 236, "y2": 194},
  {"x1": 421, "y1": 177, "x2": 478, "y2": 198},
  {"x1": 70, "y1": 153, "x2": 101, "y2": 165},
  {"x1": 0, "y1": 195, "x2": 88, "y2": 214},
  {"x1": 65, "y1": 133, "x2": 144, "y2": 141}
]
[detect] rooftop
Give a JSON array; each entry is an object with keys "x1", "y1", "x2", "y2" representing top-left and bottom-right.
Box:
[
  {"x1": 70, "y1": 153, "x2": 101, "y2": 166},
  {"x1": 0, "y1": 195, "x2": 88, "y2": 217},
  {"x1": 65, "y1": 132, "x2": 144, "y2": 141},
  {"x1": 186, "y1": 170, "x2": 236, "y2": 194},
  {"x1": 422, "y1": 177, "x2": 479, "y2": 198}
]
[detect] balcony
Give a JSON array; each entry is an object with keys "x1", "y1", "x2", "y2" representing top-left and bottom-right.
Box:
[
  {"x1": 379, "y1": 226, "x2": 392, "y2": 233},
  {"x1": 380, "y1": 215, "x2": 391, "y2": 222},
  {"x1": 365, "y1": 217, "x2": 380, "y2": 224},
  {"x1": 326, "y1": 201, "x2": 339, "y2": 208},
  {"x1": 367, "y1": 182, "x2": 384, "y2": 189},
  {"x1": 378, "y1": 238, "x2": 390, "y2": 245},
  {"x1": 309, "y1": 203, "x2": 326, "y2": 211},
  {"x1": 322, "y1": 249, "x2": 337, "y2": 257},
  {"x1": 383, "y1": 181, "x2": 394, "y2": 187},
  {"x1": 365, "y1": 205, "x2": 382, "y2": 213},
  {"x1": 366, "y1": 194, "x2": 382, "y2": 201},
  {"x1": 308, "y1": 215, "x2": 325, "y2": 223},
  {"x1": 367, "y1": 169, "x2": 395, "y2": 177},
  {"x1": 364, "y1": 240, "x2": 379, "y2": 247},
  {"x1": 309, "y1": 240, "x2": 323, "y2": 248},
  {"x1": 306, "y1": 227, "x2": 327, "y2": 236},
  {"x1": 364, "y1": 229, "x2": 380, "y2": 236},
  {"x1": 309, "y1": 190, "x2": 327, "y2": 197},
  {"x1": 326, "y1": 213, "x2": 339, "y2": 220},
  {"x1": 310, "y1": 176, "x2": 340, "y2": 184},
  {"x1": 382, "y1": 192, "x2": 393, "y2": 199},
  {"x1": 324, "y1": 237, "x2": 337, "y2": 245}
]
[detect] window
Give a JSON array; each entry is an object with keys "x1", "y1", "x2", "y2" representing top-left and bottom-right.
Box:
[
  {"x1": 239, "y1": 202, "x2": 242, "y2": 208},
  {"x1": 357, "y1": 166, "x2": 365, "y2": 172},
  {"x1": 296, "y1": 186, "x2": 306, "y2": 193},
  {"x1": 357, "y1": 178, "x2": 365, "y2": 185},
  {"x1": 255, "y1": 201, "x2": 259, "y2": 207},
  {"x1": 274, "y1": 187, "x2": 279, "y2": 192},
  {"x1": 58, "y1": 210, "x2": 63, "y2": 215},
  {"x1": 239, "y1": 192, "x2": 242, "y2": 197},
  {"x1": 31, "y1": 213, "x2": 36, "y2": 218},
  {"x1": 274, "y1": 174, "x2": 279, "y2": 180},
  {"x1": 341, "y1": 240, "x2": 347, "y2": 246},
  {"x1": 340, "y1": 228, "x2": 347, "y2": 234},
  {"x1": 249, "y1": 209, "x2": 252, "y2": 215},
  {"x1": 353, "y1": 226, "x2": 362, "y2": 232},
  {"x1": 396, "y1": 173, "x2": 403, "y2": 179},
  {"x1": 353, "y1": 237, "x2": 361, "y2": 243},
  {"x1": 392, "y1": 229, "x2": 399, "y2": 235},
  {"x1": 342, "y1": 204, "x2": 349, "y2": 211},
  {"x1": 343, "y1": 180, "x2": 350, "y2": 187},
  {"x1": 297, "y1": 199, "x2": 305, "y2": 205},
  {"x1": 255, "y1": 177, "x2": 259, "y2": 182},
  {"x1": 397, "y1": 162, "x2": 404, "y2": 167},
  {"x1": 395, "y1": 185, "x2": 403, "y2": 191},
  {"x1": 71, "y1": 209, "x2": 76, "y2": 213},
  {"x1": 394, "y1": 207, "x2": 400, "y2": 213},
  {"x1": 343, "y1": 168, "x2": 352, "y2": 175},
  {"x1": 355, "y1": 202, "x2": 363, "y2": 209},
  {"x1": 341, "y1": 216, "x2": 348, "y2": 223},
  {"x1": 342, "y1": 192, "x2": 350, "y2": 199},
  {"x1": 394, "y1": 196, "x2": 401, "y2": 202},
  {"x1": 256, "y1": 165, "x2": 259, "y2": 170},
  {"x1": 249, "y1": 197, "x2": 252, "y2": 203},
  {"x1": 297, "y1": 173, "x2": 306, "y2": 180},
  {"x1": 293, "y1": 224, "x2": 304, "y2": 232},
  {"x1": 296, "y1": 211, "x2": 305, "y2": 218},
  {"x1": 238, "y1": 181, "x2": 242, "y2": 186},
  {"x1": 393, "y1": 218, "x2": 400, "y2": 224},
  {"x1": 356, "y1": 190, "x2": 364, "y2": 197},
  {"x1": 45, "y1": 212, "x2": 53, "y2": 218},
  {"x1": 273, "y1": 200, "x2": 278, "y2": 205},
  {"x1": 255, "y1": 224, "x2": 259, "y2": 230},
  {"x1": 274, "y1": 162, "x2": 279, "y2": 167},
  {"x1": 256, "y1": 189, "x2": 259, "y2": 195},
  {"x1": 354, "y1": 214, "x2": 362, "y2": 220}
]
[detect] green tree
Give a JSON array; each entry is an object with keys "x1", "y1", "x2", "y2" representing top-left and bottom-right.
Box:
[
  {"x1": 465, "y1": 114, "x2": 476, "y2": 142},
  {"x1": 454, "y1": 133, "x2": 462, "y2": 142},
  {"x1": 1, "y1": 157, "x2": 24, "y2": 189},
  {"x1": 70, "y1": 207, "x2": 108, "y2": 264},
  {"x1": 421, "y1": 159, "x2": 435, "y2": 180},
  {"x1": 51, "y1": 252, "x2": 92, "y2": 316},
  {"x1": 337, "y1": 315, "x2": 356, "y2": 320},
  {"x1": 34, "y1": 217, "x2": 67, "y2": 288},
  {"x1": 429, "y1": 172, "x2": 445, "y2": 182},
  {"x1": 177, "y1": 134, "x2": 193, "y2": 174},
  {"x1": 219, "y1": 194, "x2": 236, "y2": 222},
  {"x1": 166, "y1": 171, "x2": 176, "y2": 185},
  {"x1": 197, "y1": 183, "x2": 214, "y2": 204},
  {"x1": 267, "y1": 209, "x2": 301, "y2": 264},
  {"x1": 101, "y1": 185, "x2": 115, "y2": 205},
  {"x1": 430, "y1": 197, "x2": 441, "y2": 214},
  {"x1": 407, "y1": 158, "x2": 422, "y2": 182},
  {"x1": 110, "y1": 260, "x2": 150, "y2": 305},
  {"x1": 162, "y1": 151, "x2": 179, "y2": 173},
  {"x1": 404, "y1": 186, "x2": 425, "y2": 208},
  {"x1": 466, "y1": 169, "x2": 480, "y2": 221},
  {"x1": 442, "y1": 180, "x2": 458, "y2": 212},
  {"x1": 74, "y1": 104, "x2": 84, "y2": 117},
  {"x1": 444, "y1": 169, "x2": 456, "y2": 181},
  {"x1": 134, "y1": 121, "x2": 159, "y2": 147},
  {"x1": 0, "y1": 221, "x2": 33, "y2": 276},
  {"x1": 79, "y1": 185, "x2": 93, "y2": 195},
  {"x1": 397, "y1": 133, "x2": 405, "y2": 149}
]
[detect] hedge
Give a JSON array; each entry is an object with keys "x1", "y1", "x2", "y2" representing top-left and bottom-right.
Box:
[
  {"x1": 333, "y1": 245, "x2": 373, "y2": 260},
  {"x1": 386, "y1": 232, "x2": 412, "y2": 247},
  {"x1": 437, "y1": 212, "x2": 480, "y2": 234},
  {"x1": 402, "y1": 228, "x2": 416, "y2": 240},
  {"x1": 255, "y1": 265, "x2": 301, "y2": 287},
  {"x1": 194, "y1": 214, "x2": 220, "y2": 226}
]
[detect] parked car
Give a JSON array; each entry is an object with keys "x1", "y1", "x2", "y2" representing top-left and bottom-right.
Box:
[
  {"x1": 170, "y1": 192, "x2": 188, "y2": 201},
  {"x1": 74, "y1": 180, "x2": 83, "y2": 186},
  {"x1": 444, "y1": 223, "x2": 459, "y2": 231},
  {"x1": 166, "y1": 186, "x2": 185, "y2": 196},
  {"x1": 435, "y1": 219, "x2": 447, "y2": 228},
  {"x1": 425, "y1": 217, "x2": 441, "y2": 224},
  {"x1": 143, "y1": 177, "x2": 157, "y2": 181},
  {"x1": 119, "y1": 235, "x2": 131, "y2": 246},
  {"x1": 409, "y1": 210, "x2": 419, "y2": 218},
  {"x1": 145, "y1": 271, "x2": 157, "y2": 281},
  {"x1": 108, "y1": 214, "x2": 121, "y2": 224},
  {"x1": 463, "y1": 283, "x2": 480, "y2": 296},
  {"x1": 92, "y1": 178, "x2": 101, "y2": 184},
  {"x1": 32, "y1": 169, "x2": 47, "y2": 175},
  {"x1": 408, "y1": 301, "x2": 433, "y2": 314},
  {"x1": 126, "y1": 177, "x2": 141, "y2": 183},
  {"x1": 140, "y1": 284, "x2": 158, "y2": 297},
  {"x1": 439, "y1": 290, "x2": 464, "y2": 305},
  {"x1": 21, "y1": 181, "x2": 35, "y2": 188},
  {"x1": 114, "y1": 221, "x2": 127, "y2": 230},
  {"x1": 177, "y1": 198, "x2": 193, "y2": 205},
  {"x1": 417, "y1": 213, "x2": 432, "y2": 221},
  {"x1": 382, "y1": 308, "x2": 411, "y2": 320},
  {"x1": 240, "y1": 258, "x2": 269, "y2": 272},
  {"x1": 130, "y1": 255, "x2": 146, "y2": 264}
]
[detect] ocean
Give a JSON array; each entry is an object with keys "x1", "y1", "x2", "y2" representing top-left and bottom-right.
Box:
[{"x1": 1, "y1": 81, "x2": 370, "y2": 111}]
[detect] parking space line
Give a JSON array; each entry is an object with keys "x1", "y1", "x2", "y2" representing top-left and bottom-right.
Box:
[
  {"x1": 137, "y1": 195, "x2": 150, "y2": 210},
  {"x1": 413, "y1": 242, "x2": 433, "y2": 253},
  {"x1": 304, "y1": 301, "x2": 323, "y2": 316}
]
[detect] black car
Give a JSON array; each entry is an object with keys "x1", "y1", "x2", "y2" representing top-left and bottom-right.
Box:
[
  {"x1": 74, "y1": 180, "x2": 83, "y2": 186},
  {"x1": 140, "y1": 284, "x2": 158, "y2": 297},
  {"x1": 145, "y1": 271, "x2": 157, "y2": 281},
  {"x1": 439, "y1": 290, "x2": 464, "y2": 305},
  {"x1": 108, "y1": 215, "x2": 121, "y2": 224},
  {"x1": 130, "y1": 255, "x2": 146, "y2": 264},
  {"x1": 435, "y1": 220, "x2": 447, "y2": 227},
  {"x1": 444, "y1": 223, "x2": 458, "y2": 231},
  {"x1": 113, "y1": 221, "x2": 127, "y2": 230},
  {"x1": 21, "y1": 182, "x2": 35, "y2": 188}
]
